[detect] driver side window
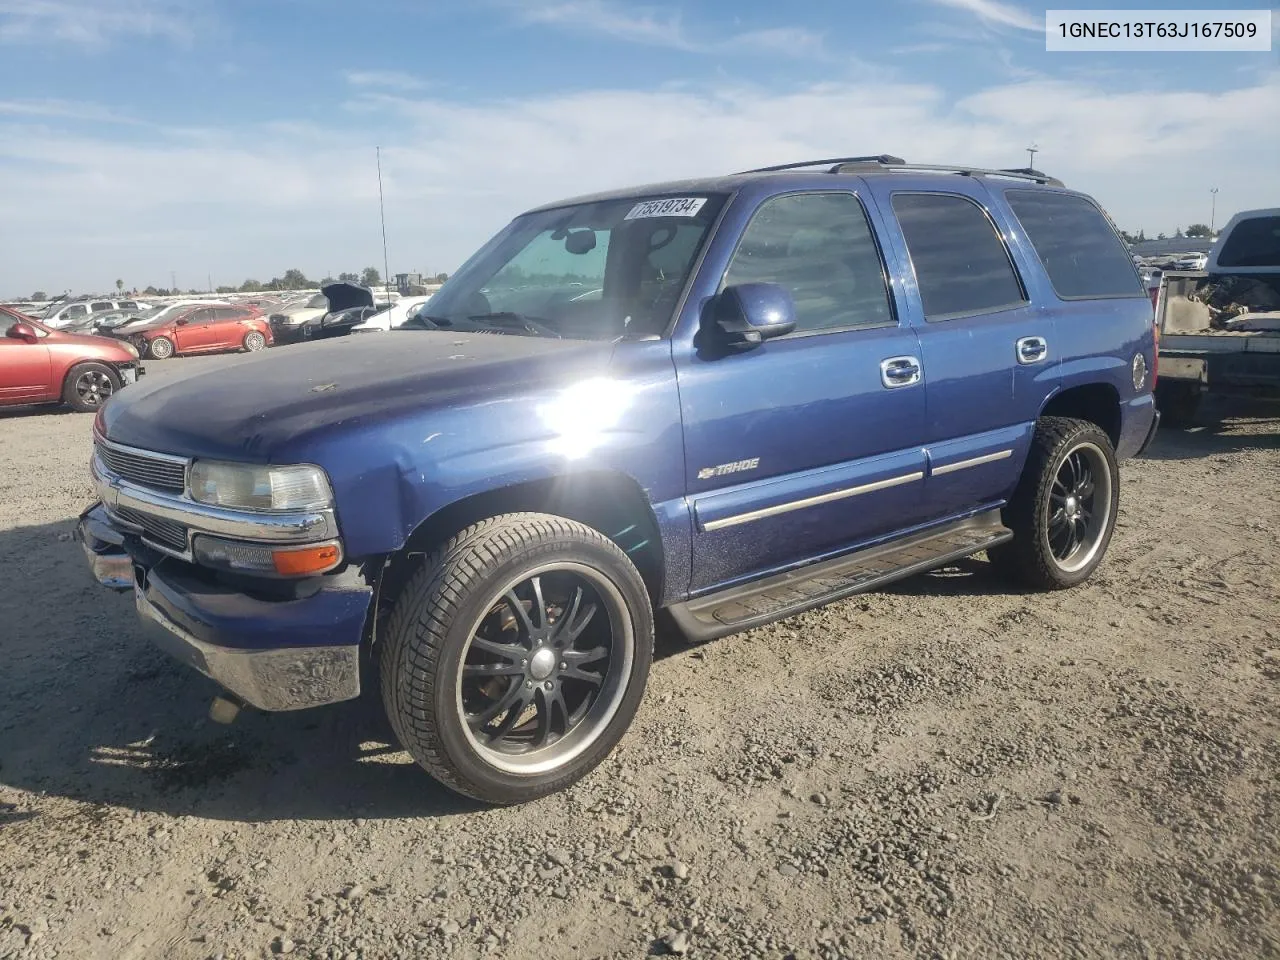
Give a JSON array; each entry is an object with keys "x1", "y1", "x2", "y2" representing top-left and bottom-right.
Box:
[{"x1": 722, "y1": 192, "x2": 895, "y2": 334}]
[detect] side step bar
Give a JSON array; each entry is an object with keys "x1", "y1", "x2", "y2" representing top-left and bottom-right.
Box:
[{"x1": 668, "y1": 511, "x2": 1012, "y2": 643}]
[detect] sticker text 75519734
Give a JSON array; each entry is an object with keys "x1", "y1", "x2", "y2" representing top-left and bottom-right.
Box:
[{"x1": 624, "y1": 198, "x2": 708, "y2": 220}]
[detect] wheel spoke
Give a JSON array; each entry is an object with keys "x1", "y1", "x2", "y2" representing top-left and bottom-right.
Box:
[
  {"x1": 470, "y1": 635, "x2": 526, "y2": 662},
  {"x1": 468, "y1": 678, "x2": 524, "y2": 727},
  {"x1": 462, "y1": 661, "x2": 524, "y2": 678},
  {"x1": 529, "y1": 576, "x2": 548, "y2": 631},
  {"x1": 552, "y1": 587, "x2": 584, "y2": 644},
  {"x1": 1049, "y1": 507, "x2": 1068, "y2": 531},
  {"x1": 562, "y1": 663, "x2": 604, "y2": 687},
  {"x1": 532, "y1": 687, "x2": 569, "y2": 748},
  {"x1": 564, "y1": 603, "x2": 599, "y2": 645},
  {"x1": 487, "y1": 689, "x2": 534, "y2": 741},
  {"x1": 564, "y1": 644, "x2": 608, "y2": 665},
  {"x1": 503, "y1": 590, "x2": 537, "y2": 639}
]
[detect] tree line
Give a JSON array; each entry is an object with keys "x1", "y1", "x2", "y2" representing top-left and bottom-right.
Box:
[{"x1": 1119, "y1": 223, "x2": 1215, "y2": 244}]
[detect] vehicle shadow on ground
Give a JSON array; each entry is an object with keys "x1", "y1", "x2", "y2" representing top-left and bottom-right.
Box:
[
  {"x1": 1142, "y1": 397, "x2": 1280, "y2": 461},
  {"x1": 880, "y1": 555, "x2": 1034, "y2": 600},
  {"x1": 0, "y1": 519, "x2": 698, "y2": 824}
]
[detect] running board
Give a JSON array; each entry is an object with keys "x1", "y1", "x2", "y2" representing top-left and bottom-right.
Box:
[{"x1": 668, "y1": 512, "x2": 1012, "y2": 643}]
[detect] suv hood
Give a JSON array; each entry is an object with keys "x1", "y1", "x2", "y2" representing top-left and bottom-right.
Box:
[{"x1": 100, "y1": 332, "x2": 614, "y2": 460}]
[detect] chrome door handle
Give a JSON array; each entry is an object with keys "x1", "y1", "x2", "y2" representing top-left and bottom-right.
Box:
[
  {"x1": 880, "y1": 356, "x2": 922, "y2": 388},
  {"x1": 1016, "y1": 336, "x2": 1048, "y2": 364}
]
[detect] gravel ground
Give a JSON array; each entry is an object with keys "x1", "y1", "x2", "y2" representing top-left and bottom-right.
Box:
[{"x1": 1, "y1": 354, "x2": 1278, "y2": 960}]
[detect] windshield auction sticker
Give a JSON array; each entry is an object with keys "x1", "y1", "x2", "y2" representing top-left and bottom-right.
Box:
[
  {"x1": 1046, "y1": 9, "x2": 1271, "y2": 50},
  {"x1": 624, "y1": 198, "x2": 708, "y2": 220}
]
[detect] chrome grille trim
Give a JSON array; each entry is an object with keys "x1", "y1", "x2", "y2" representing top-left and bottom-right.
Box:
[
  {"x1": 111, "y1": 505, "x2": 190, "y2": 555},
  {"x1": 93, "y1": 436, "x2": 188, "y2": 494}
]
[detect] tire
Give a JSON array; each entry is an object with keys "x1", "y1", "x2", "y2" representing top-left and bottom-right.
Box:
[
  {"x1": 989, "y1": 417, "x2": 1120, "y2": 591},
  {"x1": 379, "y1": 513, "x2": 654, "y2": 805},
  {"x1": 62, "y1": 362, "x2": 121, "y2": 413},
  {"x1": 1155, "y1": 381, "x2": 1201, "y2": 429},
  {"x1": 148, "y1": 336, "x2": 175, "y2": 359},
  {"x1": 243, "y1": 330, "x2": 267, "y2": 352}
]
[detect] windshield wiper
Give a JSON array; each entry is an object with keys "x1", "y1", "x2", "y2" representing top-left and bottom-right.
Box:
[{"x1": 466, "y1": 312, "x2": 562, "y2": 339}]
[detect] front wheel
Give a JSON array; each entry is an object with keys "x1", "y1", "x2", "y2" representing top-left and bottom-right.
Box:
[
  {"x1": 989, "y1": 417, "x2": 1120, "y2": 590},
  {"x1": 147, "y1": 336, "x2": 175, "y2": 359},
  {"x1": 62, "y1": 362, "x2": 121, "y2": 412},
  {"x1": 379, "y1": 514, "x2": 654, "y2": 805}
]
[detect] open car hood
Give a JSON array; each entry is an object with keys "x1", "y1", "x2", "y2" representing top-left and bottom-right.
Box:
[{"x1": 321, "y1": 281, "x2": 375, "y2": 314}]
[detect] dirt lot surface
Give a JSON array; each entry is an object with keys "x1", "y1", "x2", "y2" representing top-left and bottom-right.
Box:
[{"x1": 2, "y1": 353, "x2": 1278, "y2": 960}]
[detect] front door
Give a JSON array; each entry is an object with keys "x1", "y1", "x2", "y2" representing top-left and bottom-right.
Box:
[
  {"x1": 674, "y1": 190, "x2": 930, "y2": 594},
  {"x1": 0, "y1": 317, "x2": 52, "y2": 402},
  {"x1": 864, "y1": 179, "x2": 1059, "y2": 521}
]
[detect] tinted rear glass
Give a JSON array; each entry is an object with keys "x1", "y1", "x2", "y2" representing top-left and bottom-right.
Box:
[
  {"x1": 1216, "y1": 215, "x2": 1280, "y2": 268},
  {"x1": 892, "y1": 193, "x2": 1026, "y2": 320},
  {"x1": 1005, "y1": 190, "x2": 1142, "y2": 299}
]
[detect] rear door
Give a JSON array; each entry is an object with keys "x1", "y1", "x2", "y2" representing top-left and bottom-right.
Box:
[
  {"x1": 864, "y1": 178, "x2": 1058, "y2": 521},
  {"x1": 207, "y1": 307, "x2": 245, "y2": 348},
  {"x1": 674, "y1": 188, "x2": 930, "y2": 594}
]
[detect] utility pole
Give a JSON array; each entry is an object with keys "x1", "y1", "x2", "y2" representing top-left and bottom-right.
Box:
[
  {"x1": 207, "y1": 272, "x2": 213, "y2": 293},
  {"x1": 377, "y1": 147, "x2": 392, "y2": 302},
  {"x1": 170, "y1": 270, "x2": 176, "y2": 294},
  {"x1": 1026, "y1": 143, "x2": 1039, "y2": 169},
  {"x1": 1210, "y1": 187, "x2": 1219, "y2": 234}
]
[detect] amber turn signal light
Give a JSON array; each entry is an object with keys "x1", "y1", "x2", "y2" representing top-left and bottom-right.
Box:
[{"x1": 272, "y1": 543, "x2": 342, "y2": 577}]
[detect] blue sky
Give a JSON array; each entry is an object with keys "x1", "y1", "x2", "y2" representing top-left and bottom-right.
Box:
[{"x1": 0, "y1": 0, "x2": 1276, "y2": 296}]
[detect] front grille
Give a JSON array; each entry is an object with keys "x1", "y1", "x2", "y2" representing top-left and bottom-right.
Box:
[
  {"x1": 112, "y1": 506, "x2": 190, "y2": 554},
  {"x1": 95, "y1": 440, "x2": 186, "y2": 494}
]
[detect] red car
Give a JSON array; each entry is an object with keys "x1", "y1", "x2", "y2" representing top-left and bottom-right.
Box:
[
  {"x1": 120, "y1": 304, "x2": 273, "y2": 359},
  {"x1": 0, "y1": 305, "x2": 143, "y2": 412}
]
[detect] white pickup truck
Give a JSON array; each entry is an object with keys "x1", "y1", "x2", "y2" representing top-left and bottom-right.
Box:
[{"x1": 1155, "y1": 208, "x2": 1280, "y2": 426}]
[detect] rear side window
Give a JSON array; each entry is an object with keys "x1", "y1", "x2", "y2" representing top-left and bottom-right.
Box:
[
  {"x1": 1216, "y1": 215, "x2": 1280, "y2": 267},
  {"x1": 722, "y1": 192, "x2": 894, "y2": 333},
  {"x1": 119, "y1": 300, "x2": 137, "y2": 309},
  {"x1": 892, "y1": 193, "x2": 1026, "y2": 321},
  {"x1": 91, "y1": 302, "x2": 113, "y2": 312},
  {"x1": 212, "y1": 307, "x2": 243, "y2": 320},
  {"x1": 1005, "y1": 191, "x2": 1143, "y2": 298}
]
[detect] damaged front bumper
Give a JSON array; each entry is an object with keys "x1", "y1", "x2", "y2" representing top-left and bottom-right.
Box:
[{"x1": 76, "y1": 503, "x2": 368, "y2": 712}]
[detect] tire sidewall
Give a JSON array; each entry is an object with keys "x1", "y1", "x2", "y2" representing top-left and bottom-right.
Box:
[
  {"x1": 63, "y1": 362, "x2": 120, "y2": 412},
  {"x1": 148, "y1": 336, "x2": 174, "y2": 359},
  {"x1": 1037, "y1": 426, "x2": 1120, "y2": 587},
  {"x1": 403, "y1": 531, "x2": 653, "y2": 804}
]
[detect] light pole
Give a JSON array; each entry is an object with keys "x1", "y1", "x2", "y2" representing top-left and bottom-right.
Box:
[
  {"x1": 1026, "y1": 144, "x2": 1039, "y2": 169},
  {"x1": 1210, "y1": 187, "x2": 1219, "y2": 234}
]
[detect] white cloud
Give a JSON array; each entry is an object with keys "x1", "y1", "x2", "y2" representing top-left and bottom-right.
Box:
[
  {"x1": 925, "y1": 0, "x2": 1041, "y2": 33},
  {"x1": 0, "y1": 0, "x2": 198, "y2": 45},
  {"x1": 1, "y1": 72, "x2": 1277, "y2": 294},
  {"x1": 343, "y1": 70, "x2": 429, "y2": 92},
  {"x1": 510, "y1": 0, "x2": 829, "y2": 58}
]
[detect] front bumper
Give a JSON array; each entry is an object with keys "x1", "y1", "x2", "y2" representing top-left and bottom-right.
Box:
[{"x1": 76, "y1": 504, "x2": 368, "y2": 712}]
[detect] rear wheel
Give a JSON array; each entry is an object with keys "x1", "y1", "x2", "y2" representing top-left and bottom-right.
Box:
[
  {"x1": 243, "y1": 330, "x2": 267, "y2": 352},
  {"x1": 148, "y1": 336, "x2": 174, "y2": 359},
  {"x1": 379, "y1": 513, "x2": 654, "y2": 804},
  {"x1": 62, "y1": 362, "x2": 121, "y2": 413},
  {"x1": 989, "y1": 417, "x2": 1119, "y2": 590}
]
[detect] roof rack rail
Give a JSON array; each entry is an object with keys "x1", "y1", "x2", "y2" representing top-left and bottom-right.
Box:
[
  {"x1": 830, "y1": 158, "x2": 1064, "y2": 187},
  {"x1": 737, "y1": 155, "x2": 906, "y2": 174}
]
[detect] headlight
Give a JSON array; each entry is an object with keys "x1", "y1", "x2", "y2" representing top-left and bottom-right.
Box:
[
  {"x1": 122, "y1": 341, "x2": 139, "y2": 359},
  {"x1": 188, "y1": 461, "x2": 333, "y2": 511}
]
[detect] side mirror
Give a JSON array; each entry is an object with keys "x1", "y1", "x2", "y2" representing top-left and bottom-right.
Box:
[
  {"x1": 703, "y1": 283, "x2": 796, "y2": 353},
  {"x1": 175, "y1": 318, "x2": 188, "y2": 326},
  {"x1": 7, "y1": 322, "x2": 38, "y2": 344}
]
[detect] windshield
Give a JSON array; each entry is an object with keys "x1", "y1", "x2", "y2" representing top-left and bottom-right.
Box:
[{"x1": 407, "y1": 193, "x2": 726, "y2": 340}]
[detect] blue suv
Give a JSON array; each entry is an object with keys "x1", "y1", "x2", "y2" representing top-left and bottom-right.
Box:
[{"x1": 78, "y1": 155, "x2": 1159, "y2": 804}]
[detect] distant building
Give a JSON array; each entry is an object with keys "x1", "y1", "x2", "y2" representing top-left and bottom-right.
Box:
[{"x1": 395, "y1": 272, "x2": 424, "y2": 294}]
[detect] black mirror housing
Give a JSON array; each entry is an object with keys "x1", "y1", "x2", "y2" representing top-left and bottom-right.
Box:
[{"x1": 704, "y1": 282, "x2": 797, "y2": 352}]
